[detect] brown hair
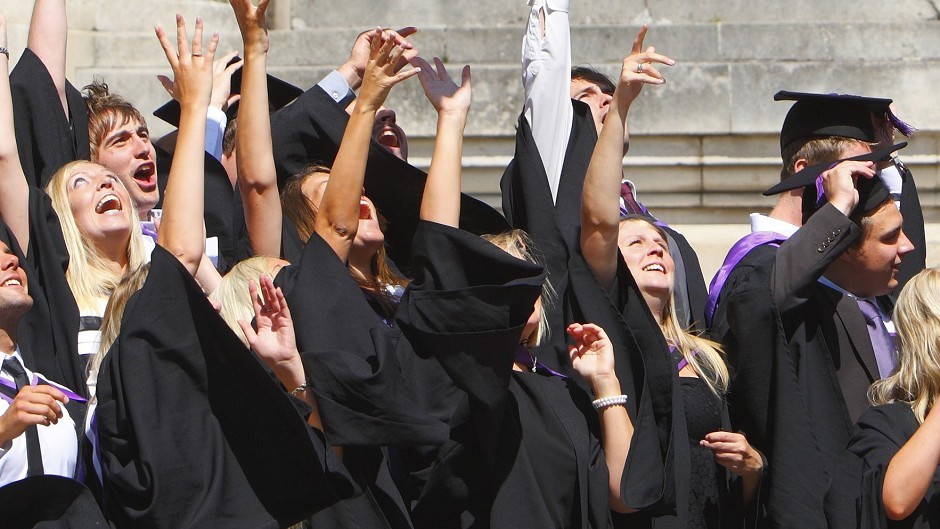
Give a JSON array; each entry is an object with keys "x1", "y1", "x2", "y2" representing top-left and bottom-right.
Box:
[
  {"x1": 281, "y1": 165, "x2": 409, "y2": 318},
  {"x1": 780, "y1": 136, "x2": 873, "y2": 182},
  {"x1": 84, "y1": 80, "x2": 147, "y2": 161}
]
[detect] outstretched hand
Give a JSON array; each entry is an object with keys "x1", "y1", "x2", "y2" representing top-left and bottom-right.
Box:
[
  {"x1": 238, "y1": 273, "x2": 299, "y2": 367},
  {"x1": 412, "y1": 57, "x2": 471, "y2": 118},
  {"x1": 356, "y1": 27, "x2": 421, "y2": 113},
  {"x1": 341, "y1": 26, "x2": 418, "y2": 88},
  {"x1": 158, "y1": 50, "x2": 243, "y2": 111},
  {"x1": 155, "y1": 14, "x2": 218, "y2": 111},
  {"x1": 567, "y1": 323, "x2": 616, "y2": 383},
  {"x1": 229, "y1": 0, "x2": 270, "y2": 54},
  {"x1": 615, "y1": 26, "x2": 675, "y2": 107}
]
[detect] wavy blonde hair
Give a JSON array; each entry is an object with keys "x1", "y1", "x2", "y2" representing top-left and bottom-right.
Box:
[
  {"x1": 210, "y1": 256, "x2": 283, "y2": 347},
  {"x1": 482, "y1": 229, "x2": 555, "y2": 347},
  {"x1": 620, "y1": 218, "x2": 730, "y2": 396},
  {"x1": 46, "y1": 161, "x2": 147, "y2": 315},
  {"x1": 869, "y1": 268, "x2": 940, "y2": 423},
  {"x1": 88, "y1": 264, "x2": 151, "y2": 391}
]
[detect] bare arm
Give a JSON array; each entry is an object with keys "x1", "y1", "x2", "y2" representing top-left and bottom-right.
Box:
[
  {"x1": 580, "y1": 27, "x2": 672, "y2": 289},
  {"x1": 413, "y1": 57, "x2": 471, "y2": 228},
  {"x1": 567, "y1": 322, "x2": 636, "y2": 513},
  {"x1": 315, "y1": 30, "x2": 418, "y2": 262},
  {"x1": 0, "y1": 14, "x2": 31, "y2": 252},
  {"x1": 27, "y1": 0, "x2": 69, "y2": 119},
  {"x1": 230, "y1": 0, "x2": 282, "y2": 258},
  {"x1": 882, "y1": 404, "x2": 940, "y2": 520},
  {"x1": 154, "y1": 15, "x2": 218, "y2": 277}
]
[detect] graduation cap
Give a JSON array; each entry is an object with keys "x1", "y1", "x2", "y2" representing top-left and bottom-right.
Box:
[
  {"x1": 776, "y1": 90, "x2": 915, "y2": 151},
  {"x1": 763, "y1": 142, "x2": 907, "y2": 216},
  {"x1": 153, "y1": 57, "x2": 303, "y2": 127}
]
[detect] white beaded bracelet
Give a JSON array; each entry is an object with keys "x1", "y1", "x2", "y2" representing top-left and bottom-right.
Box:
[{"x1": 592, "y1": 395, "x2": 628, "y2": 410}]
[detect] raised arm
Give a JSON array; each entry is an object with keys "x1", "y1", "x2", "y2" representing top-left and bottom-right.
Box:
[
  {"x1": 567, "y1": 322, "x2": 635, "y2": 513},
  {"x1": 154, "y1": 15, "x2": 218, "y2": 277},
  {"x1": 0, "y1": 14, "x2": 31, "y2": 252},
  {"x1": 314, "y1": 30, "x2": 418, "y2": 262},
  {"x1": 522, "y1": 0, "x2": 572, "y2": 202},
  {"x1": 230, "y1": 0, "x2": 282, "y2": 258},
  {"x1": 580, "y1": 27, "x2": 671, "y2": 289},
  {"x1": 413, "y1": 57, "x2": 471, "y2": 228},
  {"x1": 26, "y1": 0, "x2": 68, "y2": 119}
]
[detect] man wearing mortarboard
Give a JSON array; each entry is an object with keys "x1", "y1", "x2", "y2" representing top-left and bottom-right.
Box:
[{"x1": 714, "y1": 96, "x2": 917, "y2": 525}]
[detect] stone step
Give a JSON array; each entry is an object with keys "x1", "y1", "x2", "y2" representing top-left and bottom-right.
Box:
[{"x1": 287, "y1": 0, "x2": 937, "y2": 29}]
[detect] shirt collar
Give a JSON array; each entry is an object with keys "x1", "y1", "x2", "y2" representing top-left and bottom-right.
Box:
[{"x1": 749, "y1": 213, "x2": 799, "y2": 237}]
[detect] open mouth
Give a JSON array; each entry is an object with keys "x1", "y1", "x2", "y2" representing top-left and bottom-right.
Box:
[
  {"x1": 359, "y1": 200, "x2": 373, "y2": 220},
  {"x1": 377, "y1": 128, "x2": 401, "y2": 150},
  {"x1": 133, "y1": 162, "x2": 157, "y2": 189},
  {"x1": 1, "y1": 277, "x2": 22, "y2": 288},
  {"x1": 96, "y1": 194, "x2": 123, "y2": 214},
  {"x1": 642, "y1": 263, "x2": 665, "y2": 273}
]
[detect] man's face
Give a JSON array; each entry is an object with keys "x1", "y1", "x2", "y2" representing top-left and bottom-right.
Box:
[
  {"x1": 95, "y1": 117, "x2": 159, "y2": 217},
  {"x1": 0, "y1": 241, "x2": 32, "y2": 319},
  {"x1": 372, "y1": 107, "x2": 408, "y2": 161},
  {"x1": 843, "y1": 203, "x2": 914, "y2": 298},
  {"x1": 570, "y1": 78, "x2": 612, "y2": 136}
]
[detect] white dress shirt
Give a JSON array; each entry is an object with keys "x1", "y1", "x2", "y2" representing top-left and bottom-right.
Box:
[
  {"x1": 522, "y1": 0, "x2": 572, "y2": 204},
  {"x1": 0, "y1": 349, "x2": 78, "y2": 486}
]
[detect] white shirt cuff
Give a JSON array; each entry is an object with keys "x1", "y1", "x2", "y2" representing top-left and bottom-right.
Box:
[{"x1": 317, "y1": 70, "x2": 355, "y2": 104}]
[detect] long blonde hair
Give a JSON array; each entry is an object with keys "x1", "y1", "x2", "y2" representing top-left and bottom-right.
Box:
[
  {"x1": 621, "y1": 217, "x2": 730, "y2": 396},
  {"x1": 88, "y1": 264, "x2": 151, "y2": 390},
  {"x1": 46, "y1": 161, "x2": 147, "y2": 315},
  {"x1": 482, "y1": 229, "x2": 555, "y2": 347},
  {"x1": 869, "y1": 268, "x2": 940, "y2": 423},
  {"x1": 210, "y1": 256, "x2": 283, "y2": 347}
]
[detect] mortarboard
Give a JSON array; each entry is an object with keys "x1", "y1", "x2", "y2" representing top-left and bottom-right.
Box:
[
  {"x1": 153, "y1": 57, "x2": 303, "y2": 127},
  {"x1": 776, "y1": 90, "x2": 915, "y2": 152}
]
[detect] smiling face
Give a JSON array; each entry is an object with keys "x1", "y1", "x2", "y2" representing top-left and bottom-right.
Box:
[
  {"x1": 64, "y1": 163, "x2": 134, "y2": 245},
  {"x1": 94, "y1": 117, "x2": 158, "y2": 217},
  {"x1": 372, "y1": 107, "x2": 408, "y2": 161},
  {"x1": 618, "y1": 219, "x2": 675, "y2": 307},
  {"x1": 299, "y1": 172, "x2": 385, "y2": 252},
  {"x1": 836, "y1": 201, "x2": 915, "y2": 298},
  {"x1": 0, "y1": 241, "x2": 31, "y2": 319}
]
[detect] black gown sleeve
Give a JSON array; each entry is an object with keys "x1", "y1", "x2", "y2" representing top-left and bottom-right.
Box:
[
  {"x1": 94, "y1": 246, "x2": 356, "y2": 529},
  {"x1": 396, "y1": 220, "x2": 545, "y2": 469},
  {"x1": 10, "y1": 48, "x2": 89, "y2": 188},
  {"x1": 270, "y1": 85, "x2": 509, "y2": 274},
  {"x1": 849, "y1": 403, "x2": 933, "y2": 529}
]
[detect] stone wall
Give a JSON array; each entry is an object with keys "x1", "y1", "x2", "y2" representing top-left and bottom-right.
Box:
[{"x1": 5, "y1": 0, "x2": 940, "y2": 276}]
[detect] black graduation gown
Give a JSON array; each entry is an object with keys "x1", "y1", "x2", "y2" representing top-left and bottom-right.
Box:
[
  {"x1": 275, "y1": 230, "x2": 452, "y2": 529},
  {"x1": 850, "y1": 402, "x2": 940, "y2": 529},
  {"x1": 0, "y1": 475, "x2": 108, "y2": 528},
  {"x1": 11, "y1": 189, "x2": 87, "y2": 400},
  {"x1": 10, "y1": 48, "x2": 90, "y2": 188},
  {"x1": 720, "y1": 204, "x2": 872, "y2": 528},
  {"x1": 397, "y1": 220, "x2": 611, "y2": 529},
  {"x1": 270, "y1": 84, "x2": 509, "y2": 274},
  {"x1": 94, "y1": 245, "x2": 356, "y2": 528},
  {"x1": 154, "y1": 147, "x2": 252, "y2": 273},
  {"x1": 895, "y1": 163, "x2": 926, "y2": 294}
]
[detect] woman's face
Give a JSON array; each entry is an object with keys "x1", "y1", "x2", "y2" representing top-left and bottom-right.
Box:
[
  {"x1": 618, "y1": 219, "x2": 675, "y2": 304},
  {"x1": 301, "y1": 172, "x2": 385, "y2": 250},
  {"x1": 521, "y1": 296, "x2": 543, "y2": 346},
  {"x1": 65, "y1": 162, "x2": 133, "y2": 243}
]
